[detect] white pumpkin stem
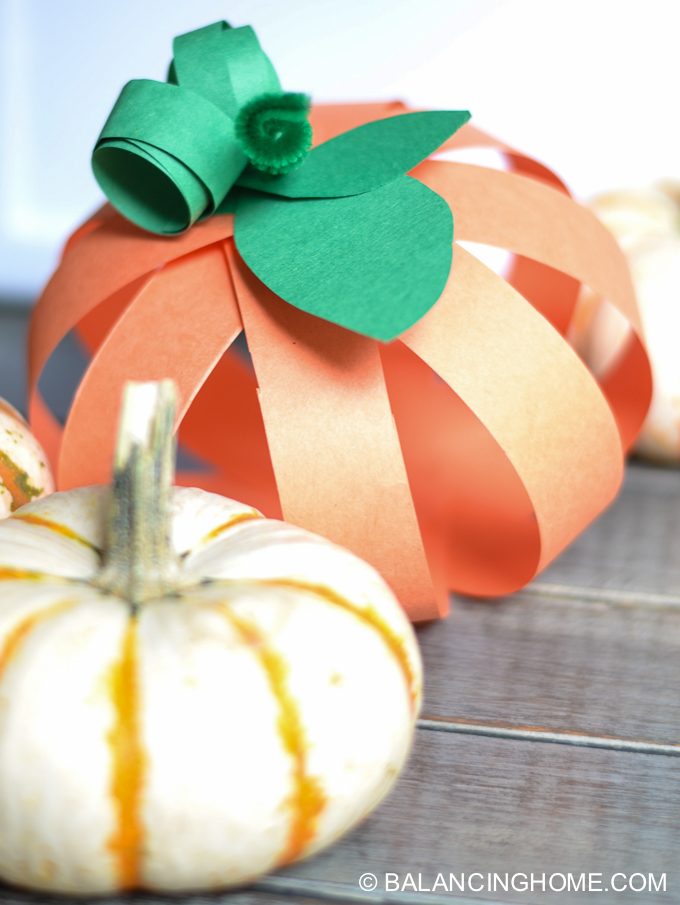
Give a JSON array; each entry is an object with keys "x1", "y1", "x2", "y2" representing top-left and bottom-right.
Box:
[{"x1": 98, "y1": 380, "x2": 179, "y2": 605}]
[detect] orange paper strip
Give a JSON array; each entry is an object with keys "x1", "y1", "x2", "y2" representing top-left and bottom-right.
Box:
[
  {"x1": 176, "y1": 345, "x2": 282, "y2": 515},
  {"x1": 29, "y1": 214, "x2": 232, "y2": 401},
  {"x1": 432, "y1": 118, "x2": 582, "y2": 337},
  {"x1": 399, "y1": 245, "x2": 623, "y2": 593},
  {"x1": 414, "y1": 160, "x2": 651, "y2": 446},
  {"x1": 57, "y1": 246, "x2": 241, "y2": 490},
  {"x1": 227, "y1": 246, "x2": 444, "y2": 620}
]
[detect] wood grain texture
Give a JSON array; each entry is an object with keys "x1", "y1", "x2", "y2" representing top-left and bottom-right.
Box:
[
  {"x1": 0, "y1": 888, "x2": 341, "y2": 905},
  {"x1": 537, "y1": 462, "x2": 680, "y2": 599},
  {"x1": 279, "y1": 728, "x2": 680, "y2": 904},
  {"x1": 418, "y1": 589, "x2": 680, "y2": 745}
]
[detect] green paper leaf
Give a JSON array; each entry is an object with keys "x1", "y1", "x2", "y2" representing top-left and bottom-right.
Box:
[
  {"x1": 234, "y1": 176, "x2": 453, "y2": 340},
  {"x1": 237, "y1": 110, "x2": 470, "y2": 199}
]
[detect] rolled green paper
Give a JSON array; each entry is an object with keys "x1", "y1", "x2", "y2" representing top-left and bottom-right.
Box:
[
  {"x1": 92, "y1": 22, "x2": 283, "y2": 234},
  {"x1": 93, "y1": 80, "x2": 245, "y2": 234}
]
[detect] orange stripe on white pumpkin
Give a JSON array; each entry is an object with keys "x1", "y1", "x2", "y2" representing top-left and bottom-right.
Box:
[
  {"x1": 197, "y1": 510, "x2": 264, "y2": 547},
  {"x1": 13, "y1": 513, "x2": 101, "y2": 555},
  {"x1": 0, "y1": 567, "x2": 54, "y2": 582},
  {"x1": 216, "y1": 603, "x2": 327, "y2": 865},
  {"x1": 106, "y1": 617, "x2": 146, "y2": 890},
  {"x1": 252, "y1": 578, "x2": 420, "y2": 709},
  {"x1": 0, "y1": 567, "x2": 89, "y2": 590},
  {"x1": 0, "y1": 451, "x2": 43, "y2": 511},
  {"x1": 0, "y1": 599, "x2": 76, "y2": 678}
]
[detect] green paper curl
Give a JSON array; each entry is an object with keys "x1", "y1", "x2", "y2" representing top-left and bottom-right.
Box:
[
  {"x1": 92, "y1": 22, "x2": 284, "y2": 235},
  {"x1": 172, "y1": 23, "x2": 280, "y2": 118},
  {"x1": 92, "y1": 20, "x2": 472, "y2": 339},
  {"x1": 93, "y1": 80, "x2": 245, "y2": 234}
]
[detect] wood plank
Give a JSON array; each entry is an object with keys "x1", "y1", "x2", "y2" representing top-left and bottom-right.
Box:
[
  {"x1": 418, "y1": 590, "x2": 680, "y2": 745},
  {"x1": 538, "y1": 462, "x2": 680, "y2": 599},
  {"x1": 278, "y1": 728, "x2": 679, "y2": 904},
  {"x1": 0, "y1": 884, "x2": 351, "y2": 905}
]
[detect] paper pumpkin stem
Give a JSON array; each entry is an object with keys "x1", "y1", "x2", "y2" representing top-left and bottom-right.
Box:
[
  {"x1": 235, "y1": 92, "x2": 312, "y2": 175},
  {"x1": 98, "y1": 380, "x2": 179, "y2": 606}
]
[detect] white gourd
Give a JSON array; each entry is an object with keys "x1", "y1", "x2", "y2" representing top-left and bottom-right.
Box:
[
  {"x1": 0, "y1": 382, "x2": 421, "y2": 895},
  {"x1": 0, "y1": 398, "x2": 53, "y2": 517}
]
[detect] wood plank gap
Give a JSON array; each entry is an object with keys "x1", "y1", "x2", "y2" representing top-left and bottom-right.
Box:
[
  {"x1": 256, "y1": 874, "x2": 505, "y2": 905},
  {"x1": 417, "y1": 717, "x2": 680, "y2": 757},
  {"x1": 519, "y1": 581, "x2": 680, "y2": 610}
]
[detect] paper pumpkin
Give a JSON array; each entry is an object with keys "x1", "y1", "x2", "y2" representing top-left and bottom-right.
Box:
[
  {"x1": 0, "y1": 398, "x2": 53, "y2": 517},
  {"x1": 30, "y1": 24, "x2": 652, "y2": 622},
  {"x1": 0, "y1": 381, "x2": 420, "y2": 894},
  {"x1": 572, "y1": 186, "x2": 680, "y2": 463}
]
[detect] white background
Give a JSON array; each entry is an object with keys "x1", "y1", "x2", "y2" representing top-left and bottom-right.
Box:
[{"x1": 1, "y1": 0, "x2": 679, "y2": 301}]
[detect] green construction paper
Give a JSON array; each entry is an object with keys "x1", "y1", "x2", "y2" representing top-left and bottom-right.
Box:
[
  {"x1": 95, "y1": 137, "x2": 210, "y2": 234},
  {"x1": 172, "y1": 22, "x2": 280, "y2": 119},
  {"x1": 218, "y1": 26, "x2": 281, "y2": 112},
  {"x1": 93, "y1": 79, "x2": 245, "y2": 234},
  {"x1": 91, "y1": 21, "x2": 469, "y2": 344},
  {"x1": 237, "y1": 110, "x2": 471, "y2": 199},
  {"x1": 234, "y1": 176, "x2": 453, "y2": 340}
]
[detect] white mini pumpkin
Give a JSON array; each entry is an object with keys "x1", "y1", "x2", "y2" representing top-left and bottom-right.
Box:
[
  {"x1": 572, "y1": 186, "x2": 680, "y2": 463},
  {"x1": 0, "y1": 382, "x2": 421, "y2": 895},
  {"x1": 0, "y1": 397, "x2": 53, "y2": 517}
]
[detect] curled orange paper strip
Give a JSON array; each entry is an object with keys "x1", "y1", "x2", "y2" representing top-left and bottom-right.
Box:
[{"x1": 28, "y1": 103, "x2": 651, "y2": 621}]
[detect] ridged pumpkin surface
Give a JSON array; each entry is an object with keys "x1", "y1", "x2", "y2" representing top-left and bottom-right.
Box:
[
  {"x1": 0, "y1": 485, "x2": 420, "y2": 894},
  {"x1": 0, "y1": 399, "x2": 53, "y2": 517}
]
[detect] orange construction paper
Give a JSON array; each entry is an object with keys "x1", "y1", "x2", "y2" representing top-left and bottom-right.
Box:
[
  {"x1": 399, "y1": 246, "x2": 622, "y2": 593},
  {"x1": 28, "y1": 103, "x2": 651, "y2": 621},
  {"x1": 58, "y1": 247, "x2": 242, "y2": 490},
  {"x1": 414, "y1": 160, "x2": 650, "y2": 446},
  {"x1": 28, "y1": 214, "x2": 232, "y2": 406},
  {"x1": 227, "y1": 247, "x2": 444, "y2": 621},
  {"x1": 176, "y1": 348, "x2": 282, "y2": 515}
]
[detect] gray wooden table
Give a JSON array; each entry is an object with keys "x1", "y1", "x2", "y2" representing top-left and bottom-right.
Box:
[{"x1": 0, "y1": 307, "x2": 678, "y2": 905}]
